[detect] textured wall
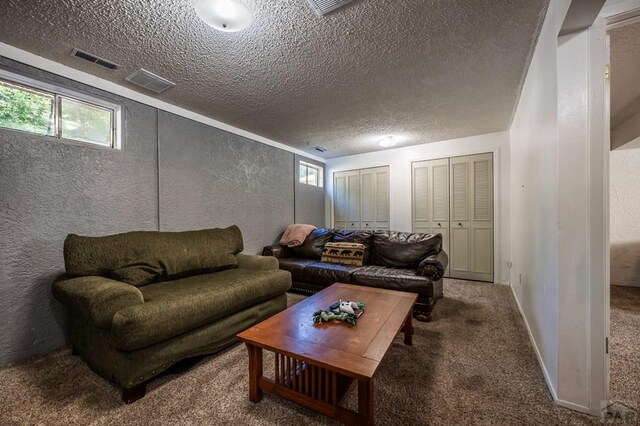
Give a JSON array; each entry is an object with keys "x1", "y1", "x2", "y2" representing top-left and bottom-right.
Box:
[
  {"x1": 158, "y1": 111, "x2": 295, "y2": 253},
  {"x1": 610, "y1": 146, "x2": 640, "y2": 287},
  {"x1": 0, "y1": 60, "x2": 321, "y2": 365},
  {"x1": 0, "y1": 58, "x2": 159, "y2": 365},
  {"x1": 294, "y1": 155, "x2": 326, "y2": 227}
]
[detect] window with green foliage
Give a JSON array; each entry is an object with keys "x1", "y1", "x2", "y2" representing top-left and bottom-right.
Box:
[
  {"x1": 0, "y1": 72, "x2": 120, "y2": 149},
  {"x1": 0, "y1": 81, "x2": 55, "y2": 136}
]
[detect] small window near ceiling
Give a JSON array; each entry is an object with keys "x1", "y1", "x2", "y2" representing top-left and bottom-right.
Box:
[
  {"x1": 0, "y1": 80, "x2": 55, "y2": 136},
  {"x1": 0, "y1": 70, "x2": 121, "y2": 149},
  {"x1": 299, "y1": 161, "x2": 324, "y2": 187},
  {"x1": 60, "y1": 97, "x2": 114, "y2": 146}
]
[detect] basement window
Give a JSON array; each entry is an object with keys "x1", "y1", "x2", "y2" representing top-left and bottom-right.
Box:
[
  {"x1": 0, "y1": 70, "x2": 121, "y2": 149},
  {"x1": 299, "y1": 161, "x2": 324, "y2": 187}
]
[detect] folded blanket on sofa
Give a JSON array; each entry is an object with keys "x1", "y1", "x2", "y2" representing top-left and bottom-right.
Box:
[{"x1": 280, "y1": 224, "x2": 317, "y2": 247}]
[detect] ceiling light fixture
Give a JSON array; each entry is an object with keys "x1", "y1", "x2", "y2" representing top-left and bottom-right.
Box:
[
  {"x1": 378, "y1": 136, "x2": 397, "y2": 148},
  {"x1": 194, "y1": 0, "x2": 252, "y2": 33}
]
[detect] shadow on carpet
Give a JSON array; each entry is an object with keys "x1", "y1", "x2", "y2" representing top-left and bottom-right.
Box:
[{"x1": 0, "y1": 281, "x2": 625, "y2": 425}]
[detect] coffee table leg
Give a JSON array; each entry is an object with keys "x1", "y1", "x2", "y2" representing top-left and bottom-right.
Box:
[
  {"x1": 358, "y1": 379, "x2": 375, "y2": 425},
  {"x1": 246, "y1": 343, "x2": 263, "y2": 403},
  {"x1": 404, "y1": 313, "x2": 413, "y2": 346}
]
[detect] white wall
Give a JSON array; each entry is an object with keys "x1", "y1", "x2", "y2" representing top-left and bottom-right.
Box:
[
  {"x1": 511, "y1": 0, "x2": 609, "y2": 415},
  {"x1": 509, "y1": 0, "x2": 571, "y2": 404},
  {"x1": 610, "y1": 143, "x2": 640, "y2": 287},
  {"x1": 557, "y1": 28, "x2": 591, "y2": 409},
  {"x1": 325, "y1": 131, "x2": 510, "y2": 284}
]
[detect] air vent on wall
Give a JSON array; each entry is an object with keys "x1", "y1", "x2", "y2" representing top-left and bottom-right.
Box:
[
  {"x1": 125, "y1": 69, "x2": 176, "y2": 94},
  {"x1": 70, "y1": 48, "x2": 121, "y2": 70},
  {"x1": 313, "y1": 147, "x2": 327, "y2": 153},
  {"x1": 307, "y1": 0, "x2": 355, "y2": 15}
]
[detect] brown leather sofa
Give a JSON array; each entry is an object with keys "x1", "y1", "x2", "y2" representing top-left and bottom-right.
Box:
[{"x1": 263, "y1": 228, "x2": 448, "y2": 321}]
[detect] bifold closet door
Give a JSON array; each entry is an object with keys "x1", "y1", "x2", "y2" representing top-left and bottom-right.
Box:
[
  {"x1": 360, "y1": 166, "x2": 390, "y2": 231},
  {"x1": 333, "y1": 170, "x2": 361, "y2": 229},
  {"x1": 449, "y1": 153, "x2": 493, "y2": 282},
  {"x1": 412, "y1": 159, "x2": 450, "y2": 276}
]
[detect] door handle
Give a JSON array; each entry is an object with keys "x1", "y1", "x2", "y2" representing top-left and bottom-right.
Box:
[
  {"x1": 437, "y1": 223, "x2": 441, "y2": 227},
  {"x1": 458, "y1": 223, "x2": 462, "y2": 227}
]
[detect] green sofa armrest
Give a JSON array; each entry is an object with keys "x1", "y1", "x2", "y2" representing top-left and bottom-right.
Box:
[
  {"x1": 237, "y1": 253, "x2": 279, "y2": 271},
  {"x1": 52, "y1": 276, "x2": 144, "y2": 329}
]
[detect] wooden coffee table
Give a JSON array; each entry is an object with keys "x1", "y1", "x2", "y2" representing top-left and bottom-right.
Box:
[{"x1": 237, "y1": 282, "x2": 417, "y2": 425}]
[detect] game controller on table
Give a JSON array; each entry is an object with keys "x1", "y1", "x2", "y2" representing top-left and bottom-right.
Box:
[{"x1": 312, "y1": 300, "x2": 366, "y2": 325}]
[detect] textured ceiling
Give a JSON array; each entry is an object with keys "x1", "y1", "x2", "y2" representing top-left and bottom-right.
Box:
[
  {"x1": 0, "y1": 0, "x2": 549, "y2": 158},
  {"x1": 610, "y1": 21, "x2": 640, "y2": 130}
]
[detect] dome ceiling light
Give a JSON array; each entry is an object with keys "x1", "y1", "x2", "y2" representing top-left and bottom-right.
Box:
[
  {"x1": 194, "y1": 0, "x2": 252, "y2": 33},
  {"x1": 378, "y1": 136, "x2": 397, "y2": 148}
]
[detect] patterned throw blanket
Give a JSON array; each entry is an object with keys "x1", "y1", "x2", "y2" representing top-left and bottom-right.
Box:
[{"x1": 279, "y1": 224, "x2": 317, "y2": 247}]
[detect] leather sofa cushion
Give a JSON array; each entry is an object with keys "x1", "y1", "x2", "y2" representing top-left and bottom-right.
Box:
[
  {"x1": 111, "y1": 268, "x2": 291, "y2": 350},
  {"x1": 372, "y1": 231, "x2": 441, "y2": 268},
  {"x1": 331, "y1": 229, "x2": 375, "y2": 264},
  {"x1": 288, "y1": 228, "x2": 333, "y2": 259},
  {"x1": 277, "y1": 258, "x2": 318, "y2": 282},
  {"x1": 303, "y1": 262, "x2": 363, "y2": 286},
  {"x1": 351, "y1": 266, "x2": 434, "y2": 298},
  {"x1": 64, "y1": 226, "x2": 244, "y2": 286}
]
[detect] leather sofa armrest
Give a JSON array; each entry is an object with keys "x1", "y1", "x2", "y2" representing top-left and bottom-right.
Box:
[
  {"x1": 416, "y1": 250, "x2": 449, "y2": 281},
  {"x1": 237, "y1": 253, "x2": 279, "y2": 270},
  {"x1": 52, "y1": 276, "x2": 144, "y2": 329},
  {"x1": 262, "y1": 245, "x2": 287, "y2": 258}
]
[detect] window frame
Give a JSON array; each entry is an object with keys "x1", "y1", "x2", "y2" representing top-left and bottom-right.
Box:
[
  {"x1": 299, "y1": 160, "x2": 324, "y2": 187},
  {"x1": 0, "y1": 69, "x2": 122, "y2": 150}
]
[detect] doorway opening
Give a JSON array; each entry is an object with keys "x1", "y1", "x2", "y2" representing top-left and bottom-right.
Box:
[{"x1": 607, "y1": 9, "x2": 640, "y2": 412}]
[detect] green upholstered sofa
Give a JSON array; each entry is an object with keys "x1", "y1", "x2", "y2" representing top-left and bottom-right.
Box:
[{"x1": 52, "y1": 225, "x2": 291, "y2": 403}]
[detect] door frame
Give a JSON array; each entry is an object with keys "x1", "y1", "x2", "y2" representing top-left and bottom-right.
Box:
[{"x1": 593, "y1": 2, "x2": 640, "y2": 416}]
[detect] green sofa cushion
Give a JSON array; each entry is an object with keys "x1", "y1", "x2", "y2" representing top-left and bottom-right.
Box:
[
  {"x1": 110, "y1": 268, "x2": 291, "y2": 351},
  {"x1": 64, "y1": 226, "x2": 244, "y2": 286}
]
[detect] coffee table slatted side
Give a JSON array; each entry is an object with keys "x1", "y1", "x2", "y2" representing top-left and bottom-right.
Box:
[{"x1": 238, "y1": 283, "x2": 417, "y2": 426}]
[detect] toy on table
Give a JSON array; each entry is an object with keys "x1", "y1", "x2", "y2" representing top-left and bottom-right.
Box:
[{"x1": 312, "y1": 300, "x2": 366, "y2": 325}]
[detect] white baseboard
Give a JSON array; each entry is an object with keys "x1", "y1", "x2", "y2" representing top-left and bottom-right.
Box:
[
  {"x1": 556, "y1": 399, "x2": 592, "y2": 415},
  {"x1": 509, "y1": 283, "x2": 558, "y2": 401}
]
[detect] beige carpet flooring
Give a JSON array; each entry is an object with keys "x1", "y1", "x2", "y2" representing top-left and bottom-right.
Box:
[
  {"x1": 611, "y1": 285, "x2": 640, "y2": 409},
  {"x1": 0, "y1": 279, "x2": 635, "y2": 425}
]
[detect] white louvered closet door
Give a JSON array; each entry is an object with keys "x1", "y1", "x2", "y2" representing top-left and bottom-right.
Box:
[
  {"x1": 412, "y1": 159, "x2": 450, "y2": 276},
  {"x1": 333, "y1": 172, "x2": 348, "y2": 229},
  {"x1": 334, "y1": 167, "x2": 389, "y2": 231},
  {"x1": 469, "y1": 153, "x2": 493, "y2": 282},
  {"x1": 360, "y1": 166, "x2": 390, "y2": 231},
  {"x1": 346, "y1": 171, "x2": 361, "y2": 229},
  {"x1": 449, "y1": 153, "x2": 493, "y2": 281},
  {"x1": 450, "y1": 157, "x2": 471, "y2": 278},
  {"x1": 412, "y1": 161, "x2": 431, "y2": 234},
  {"x1": 333, "y1": 170, "x2": 360, "y2": 229},
  {"x1": 430, "y1": 159, "x2": 450, "y2": 259}
]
